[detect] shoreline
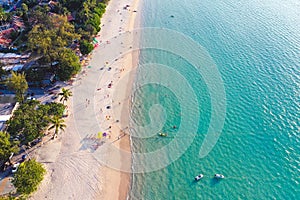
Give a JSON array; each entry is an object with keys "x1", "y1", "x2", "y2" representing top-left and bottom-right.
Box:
[
  {"x1": 28, "y1": 0, "x2": 142, "y2": 199},
  {"x1": 94, "y1": 0, "x2": 142, "y2": 199}
]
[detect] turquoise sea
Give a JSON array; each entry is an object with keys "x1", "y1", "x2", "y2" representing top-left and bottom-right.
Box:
[{"x1": 129, "y1": 0, "x2": 300, "y2": 199}]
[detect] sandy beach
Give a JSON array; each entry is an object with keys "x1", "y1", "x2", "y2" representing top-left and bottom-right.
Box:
[
  {"x1": 95, "y1": 0, "x2": 141, "y2": 199},
  {"x1": 30, "y1": 0, "x2": 141, "y2": 199}
]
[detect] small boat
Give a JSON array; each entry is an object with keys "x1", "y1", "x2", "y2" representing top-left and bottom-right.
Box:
[
  {"x1": 194, "y1": 174, "x2": 204, "y2": 181},
  {"x1": 214, "y1": 174, "x2": 225, "y2": 179},
  {"x1": 158, "y1": 132, "x2": 167, "y2": 137}
]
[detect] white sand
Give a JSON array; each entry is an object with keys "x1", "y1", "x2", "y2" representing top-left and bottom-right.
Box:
[{"x1": 30, "y1": 0, "x2": 141, "y2": 199}]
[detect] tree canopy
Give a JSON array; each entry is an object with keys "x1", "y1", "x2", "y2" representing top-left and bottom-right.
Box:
[
  {"x1": 0, "y1": 7, "x2": 8, "y2": 23},
  {"x1": 0, "y1": 132, "x2": 19, "y2": 162},
  {"x1": 27, "y1": 15, "x2": 79, "y2": 64},
  {"x1": 49, "y1": 115, "x2": 66, "y2": 136},
  {"x1": 56, "y1": 48, "x2": 81, "y2": 81},
  {"x1": 6, "y1": 72, "x2": 28, "y2": 102},
  {"x1": 12, "y1": 159, "x2": 46, "y2": 195},
  {"x1": 80, "y1": 39, "x2": 94, "y2": 55},
  {"x1": 59, "y1": 88, "x2": 72, "y2": 104},
  {"x1": 6, "y1": 101, "x2": 66, "y2": 144},
  {"x1": 13, "y1": 0, "x2": 108, "y2": 81}
]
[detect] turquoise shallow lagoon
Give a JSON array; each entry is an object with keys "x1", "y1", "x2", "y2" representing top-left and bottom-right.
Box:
[{"x1": 129, "y1": 0, "x2": 300, "y2": 199}]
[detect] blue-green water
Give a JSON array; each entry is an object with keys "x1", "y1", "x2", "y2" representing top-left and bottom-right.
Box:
[{"x1": 129, "y1": 0, "x2": 300, "y2": 199}]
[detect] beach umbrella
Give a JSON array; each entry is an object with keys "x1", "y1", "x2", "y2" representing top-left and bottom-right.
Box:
[
  {"x1": 88, "y1": 66, "x2": 92, "y2": 68},
  {"x1": 103, "y1": 132, "x2": 107, "y2": 137},
  {"x1": 97, "y1": 132, "x2": 103, "y2": 139}
]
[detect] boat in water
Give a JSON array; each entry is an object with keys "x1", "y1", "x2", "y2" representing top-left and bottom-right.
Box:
[
  {"x1": 158, "y1": 132, "x2": 167, "y2": 137},
  {"x1": 194, "y1": 174, "x2": 204, "y2": 181},
  {"x1": 214, "y1": 174, "x2": 225, "y2": 179}
]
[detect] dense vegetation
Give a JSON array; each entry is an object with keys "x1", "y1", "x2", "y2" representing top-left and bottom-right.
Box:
[
  {"x1": 0, "y1": 132, "x2": 19, "y2": 162},
  {"x1": 0, "y1": 0, "x2": 107, "y2": 82},
  {"x1": 5, "y1": 72, "x2": 28, "y2": 102},
  {"x1": 24, "y1": 0, "x2": 106, "y2": 80},
  {"x1": 12, "y1": 159, "x2": 46, "y2": 195},
  {"x1": 6, "y1": 101, "x2": 66, "y2": 144},
  {"x1": 80, "y1": 40, "x2": 94, "y2": 55},
  {"x1": 0, "y1": 0, "x2": 108, "y2": 197}
]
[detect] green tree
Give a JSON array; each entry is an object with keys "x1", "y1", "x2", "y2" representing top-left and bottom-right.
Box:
[
  {"x1": 12, "y1": 159, "x2": 46, "y2": 195},
  {"x1": 7, "y1": 101, "x2": 67, "y2": 144},
  {"x1": 27, "y1": 16, "x2": 79, "y2": 65},
  {"x1": 0, "y1": 7, "x2": 7, "y2": 23},
  {"x1": 27, "y1": 5, "x2": 50, "y2": 26},
  {"x1": 60, "y1": 0, "x2": 84, "y2": 12},
  {"x1": 79, "y1": 39, "x2": 94, "y2": 55},
  {"x1": 21, "y1": 3, "x2": 28, "y2": 13},
  {"x1": 0, "y1": 132, "x2": 18, "y2": 162},
  {"x1": 56, "y1": 48, "x2": 81, "y2": 81},
  {"x1": 94, "y1": 3, "x2": 106, "y2": 18},
  {"x1": 27, "y1": 24, "x2": 57, "y2": 63},
  {"x1": 25, "y1": 67, "x2": 45, "y2": 83},
  {"x1": 21, "y1": 3, "x2": 29, "y2": 22},
  {"x1": 6, "y1": 72, "x2": 28, "y2": 102},
  {"x1": 39, "y1": 102, "x2": 66, "y2": 118},
  {"x1": 76, "y1": 0, "x2": 106, "y2": 36},
  {"x1": 59, "y1": 88, "x2": 72, "y2": 104},
  {"x1": 48, "y1": 116, "x2": 66, "y2": 137},
  {"x1": 86, "y1": 13, "x2": 100, "y2": 32},
  {"x1": 0, "y1": 64, "x2": 8, "y2": 82},
  {"x1": 23, "y1": 0, "x2": 40, "y2": 9},
  {"x1": 6, "y1": 101, "x2": 48, "y2": 144}
]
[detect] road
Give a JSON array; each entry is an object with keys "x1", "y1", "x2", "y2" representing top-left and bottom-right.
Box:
[{"x1": 0, "y1": 168, "x2": 15, "y2": 196}]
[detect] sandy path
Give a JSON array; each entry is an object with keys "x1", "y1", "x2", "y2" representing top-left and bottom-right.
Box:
[{"x1": 30, "y1": 0, "x2": 141, "y2": 199}]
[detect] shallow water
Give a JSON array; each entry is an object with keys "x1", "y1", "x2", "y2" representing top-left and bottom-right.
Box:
[{"x1": 129, "y1": 0, "x2": 300, "y2": 199}]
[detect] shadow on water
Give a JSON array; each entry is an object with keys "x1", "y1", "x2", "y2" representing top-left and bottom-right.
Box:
[
  {"x1": 190, "y1": 179, "x2": 201, "y2": 187},
  {"x1": 210, "y1": 178, "x2": 221, "y2": 186}
]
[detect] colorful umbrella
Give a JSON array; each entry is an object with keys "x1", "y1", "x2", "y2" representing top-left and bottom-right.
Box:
[{"x1": 97, "y1": 132, "x2": 103, "y2": 139}]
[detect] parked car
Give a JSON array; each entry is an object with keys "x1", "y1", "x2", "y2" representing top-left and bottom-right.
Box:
[
  {"x1": 51, "y1": 95, "x2": 58, "y2": 100},
  {"x1": 21, "y1": 154, "x2": 27, "y2": 161},
  {"x1": 12, "y1": 163, "x2": 20, "y2": 173},
  {"x1": 26, "y1": 96, "x2": 36, "y2": 101},
  {"x1": 31, "y1": 138, "x2": 42, "y2": 146}
]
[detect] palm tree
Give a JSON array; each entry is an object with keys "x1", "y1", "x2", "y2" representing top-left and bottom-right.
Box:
[
  {"x1": 48, "y1": 116, "x2": 66, "y2": 138},
  {"x1": 58, "y1": 88, "x2": 72, "y2": 104}
]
